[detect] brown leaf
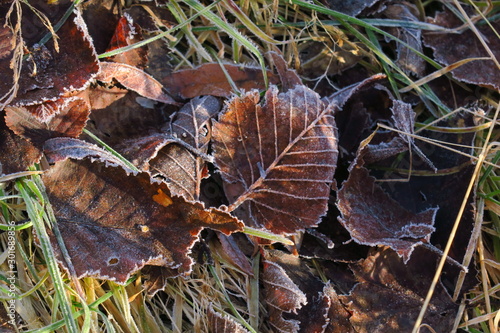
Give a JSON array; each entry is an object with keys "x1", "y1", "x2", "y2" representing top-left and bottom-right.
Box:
[
  {"x1": 13, "y1": 10, "x2": 99, "y2": 106},
  {"x1": 337, "y1": 165, "x2": 437, "y2": 262},
  {"x1": 339, "y1": 246, "x2": 460, "y2": 333},
  {"x1": 162, "y1": 63, "x2": 279, "y2": 99},
  {"x1": 96, "y1": 62, "x2": 178, "y2": 105},
  {"x1": 0, "y1": 116, "x2": 41, "y2": 175},
  {"x1": 207, "y1": 305, "x2": 249, "y2": 333},
  {"x1": 269, "y1": 51, "x2": 302, "y2": 92},
  {"x1": 323, "y1": 284, "x2": 355, "y2": 333},
  {"x1": 261, "y1": 251, "x2": 306, "y2": 333},
  {"x1": 42, "y1": 158, "x2": 243, "y2": 282},
  {"x1": 424, "y1": 10, "x2": 500, "y2": 89},
  {"x1": 0, "y1": 25, "x2": 16, "y2": 108},
  {"x1": 104, "y1": 14, "x2": 147, "y2": 68},
  {"x1": 381, "y1": 3, "x2": 426, "y2": 76},
  {"x1": 213, "y1": 85, "x2": 338, "y2": 235},
  {"x1": 148, "y1": 96, "x2": 221, "y2": 200},
  {"x1": 5, "y1": 97, "x2": 90, "y2": 149}
]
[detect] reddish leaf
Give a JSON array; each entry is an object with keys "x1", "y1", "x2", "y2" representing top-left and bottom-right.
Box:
[
  {"x1": 5, "y1": 97, "x2": 90, "y2": 148},
  {"x1": 339, "y1": 246, "x2": 461, "y2": 332},
  {"x1": 207, "y1": 305, "x2": 249, "y2": 333},
  {"x1": 424, "y1": 10, "x2": 500, "y2": 89},
  {"x1": 162, "y1": 63, "x2": 279, "y2": 99},
  {"x1": 96, "y1": 62, "x2": 178, "y2": 105},
  {"x1": 212, "y1": 233, "x2": 253, "y2": 276},
  {"x1": 42, "y1": 158, "x2": 243, "y2": 282},
  {"x1": 213, "y1": 85, "x2": 338, "y2": 235},
  {"x1": 105, "y1": 13, "x2": 147, "y2": 68},
  {"x1": 269, "y1": 51, "x2": 302, "y2": 92},
  {"x1": 0, "y1": 117, "x2": 41, "y2": 175},
  {"x1": 13, "y1": 10, "x2": 99, "y2": 106}
]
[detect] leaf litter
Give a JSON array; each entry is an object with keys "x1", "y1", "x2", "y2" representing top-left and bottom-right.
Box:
[{"x1": 0, "y1": 0, "x2": 496, "y2": 332}]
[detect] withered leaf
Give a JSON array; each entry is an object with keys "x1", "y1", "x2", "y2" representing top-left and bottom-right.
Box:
[
  {"x1": 320, "y1": 0, "x2": 380, "y2": 17},
  {"x1": 42, "y1": 158, "x2": 243, "y2": 282},
  {"x1": 43, "y1": 137, "x2": 137, "y2": 174},
  {"x1": 0, "y1": 25, "x2": 16, "y2": 108},
  {"x1": 213, "y1": 85, "x2": 338, "y2": 235},
  {"x1": 162, "y1": 63, "x2": 279, "y2": 99},
  {"x1": 340, "y1": 246, "x2": 460, "y2": 332},
  {"x1": 104, "y1": 13, "x2": 147, "y2": 68},
  {"x1": 424, "y1": 10, "x2": 500, "y2": 89},
  {"x1": 149, "y1": 96, "x2": 221, "y2": 200},
  {"x1": 261, "y1": 251, "x2": 306, "y2": 332},
  {"x1": 0, "y1": 116, "x2": 41, "y2": 175},
  {"x1": 14, "y1": 10, "x2": 99, "y2": 106},
  {"x1": 96, "y1": 61, "x2": 178, "y2": 105},
  {"x1": 269, "y1": 51, "x2": 302, "y2": 92},
  {"x1": 207, "y1": 304, "x2": 249, "y2": 333},
  {"x1": 5, "y1": 97, "x2": 90, "y2": 149},
  {"x1": 337, "y1": 165, "x2": 437, "y2": 262}
]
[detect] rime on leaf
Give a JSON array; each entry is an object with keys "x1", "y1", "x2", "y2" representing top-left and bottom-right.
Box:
[
  {"x1": 269, "y1": 51, "x2": 302, "y2": 92},
  {"x1": 96, "y1": 62, "x2": 178, "y2": 105},
  {"x1": 213, "y1": 85, "x2": 338, "y2": 235},
  {"x1": 5, "y1": 97, "x2": 90, "y2": 149},
  {"x1": 261, "y1": 251, "x2": 306, "y2": 333},
  {"x1": 320, "y1": 0, "x2": 380, "y2": 16},
  {"x1": 340, "y1": 246, "x2": 460, "y2": 333},
  {"x1": 337, "y1": 165, "x2": 437, "y2": 262},
  {"x1": 207, "y1": 305, "x2": 249, "y2": 333},
  {"x1": 148, "y1": 96, "x2": 221, "y2": 200},
  {"x1": 104, "y1": 14, "x2": 147, "y2": 68},
  {"x1": 0, "y1": 117, "x2": 41, "y2": 175},
  {"x1": 42, "y1": 158, "x2": 243, "y2": 282},
  {"x1": 424, "y1": 10, "x2": 500, "y2": 89},
  {"x1": 13, "y1": 11, "x2": 99, "y2": 106},
  {"x1": 162, "y1": 63, "x2": 279, "y2": 99}
]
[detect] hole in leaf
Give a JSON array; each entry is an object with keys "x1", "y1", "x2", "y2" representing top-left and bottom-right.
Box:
[{"x1": 108, "y1": 257, "x2": 119, "y2": 265}]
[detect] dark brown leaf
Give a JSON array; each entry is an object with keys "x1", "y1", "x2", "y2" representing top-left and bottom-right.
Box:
[
  {"x1": 213, "y1": 85, "x2": 338, "y2": 235},
  {"x1": 42, "y1": 158, "x2": 243, "y2": 282},
  {"x1": 339, "y1": 246, "x2": 461, "y2": 333},
  {"x1": 269, "y1": 51, "x2": 302, "y2": 92},
  {"x1": 337, "y1": 165, "x2": 437, "y2": 262},
  {"x1": 323, "y1": 284, "x2": 355, "y2": 333},
  {"x1": 5, "y1": 97, "x2": 90, "y2": 149},
  {"x1": 148, "y1": 96, "x2": 221, "y2": 200},
  {"x1": 261, "y1": 251, "x2": 306, "y2": 333},
  {"x1": 13, "y1": 10, "x2": 99, "y2": 106},
  {"x1": 96, "y1": 61, "x2": 178, "y2": 105},
  {"x1": 207, "y1": 304, "x2": 249, "y2": 333},
  {"x1": 0, "y1": 116, "x2": 41, "y2": 175},
  {"x1": 0, "y1": 25, "x2": 16, "y2": 109},
  {"x1": 424, "y1": 10, "x2": 500, "y2": 89},
  {"x1": 162, "y1": 63, "x2": 279, "y2": 99}
]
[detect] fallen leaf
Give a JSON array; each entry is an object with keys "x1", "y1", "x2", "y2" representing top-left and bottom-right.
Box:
[
  {"x1": 261, "y1": 250, "x2": 306, "y2": 332},
  {"x1": 149, "y1": 96, "x2": 220, "y2": 200},
  {"x1": 337, "y1": 165, "x2": 437, "y2": 262},
  {"x1": 268, "y1": 51, "x2": 302, "y2": 92},
  {"x1": 320, "y1": 0, "x2": 380, "y2": 17},
  {"x1": 0, "y1": 25, "x2": 16, "y2": 108},
  {"x1": 424, "y1": 9, "x2": 500, "y2": 89},
  {"x1": 104, "y1": 13, "x2": 147, "y2": 68},
  {"x1": 339, "y1": 246, "x2": 461, "y2": 333},
  {"x1": 0, "y1": 116, "x2": 41, "y2": 175},
  {"x1": 13, "y1": 10, "x2": 99, "y2": 106},
  {"x1": 96, "y1": 61, "x2": 178, "y2": 105},
  {"x1": 213, "y1": 85, "x2": 338, "y2": 235},
  {"x1": 162, "y1": 63, "x2": 279, "y2": 99},
  {"x1": 5, "y1": 97, "x2": 90, "y2": 148},
  {"x1": 207, "y1": 304, "x2": 249, "y2": 333},
  {"x1": 42, "y1": 157, "x2": 243, "y2": 282}
]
